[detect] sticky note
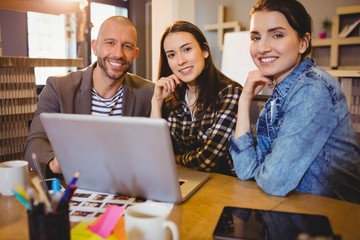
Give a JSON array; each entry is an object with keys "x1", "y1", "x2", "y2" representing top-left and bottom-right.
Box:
[
  {"x1": 71, "y1": 215, "x2": 125, "y2": 240},
  {"x1": 88, "y1": 205, "x2": 125, "y2": 238}
]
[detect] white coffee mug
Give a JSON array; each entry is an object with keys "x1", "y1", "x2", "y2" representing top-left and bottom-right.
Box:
[
  {"x1": 0, "y1": 160, "x2": 29, "y2": 195},
  {"x1": 125, "y1": 202, "x2": 179, "y2": 240}
]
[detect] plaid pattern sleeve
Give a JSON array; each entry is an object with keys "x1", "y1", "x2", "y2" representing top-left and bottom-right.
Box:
[{"x1": 169, "y1": 84, "x2": 241, "y2": 175}]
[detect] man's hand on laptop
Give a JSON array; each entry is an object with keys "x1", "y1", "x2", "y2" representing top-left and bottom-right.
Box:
[{"x1": 49, "y1": 157, "x2": 62, "y2": 174}]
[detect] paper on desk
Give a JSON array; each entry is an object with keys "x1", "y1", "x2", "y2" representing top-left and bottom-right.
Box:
[{"x1": 69, "y1": 188, "x2": 174, "y2": 222}]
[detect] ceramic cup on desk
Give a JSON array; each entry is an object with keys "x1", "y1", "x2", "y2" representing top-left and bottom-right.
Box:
[
  {"x1": 125, "y1": 202, "x2": 179, "y2": 240},
  {"x1": 0, "y1": 160, "x2": 29, "y2": 195}
]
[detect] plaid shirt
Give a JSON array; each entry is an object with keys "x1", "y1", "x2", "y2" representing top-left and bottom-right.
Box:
[{"x1": 167, "y1": 84, "x2": 241, "y2": 176}]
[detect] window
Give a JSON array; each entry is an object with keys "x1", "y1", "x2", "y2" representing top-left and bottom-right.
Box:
[
  {"x1": 27, "y1": 12, "x2": 77, "y2": 85},
  {"x1": 90, "y1": 2, "x2": 128, "y2": 63},
  {"x1": 27, "y1": 1, "x2": 128, "y2": 85}
]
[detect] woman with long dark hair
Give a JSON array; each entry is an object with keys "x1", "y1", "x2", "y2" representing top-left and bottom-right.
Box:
[{"x1": 151, "y1": 21, "x2": 242, "y2": 176}]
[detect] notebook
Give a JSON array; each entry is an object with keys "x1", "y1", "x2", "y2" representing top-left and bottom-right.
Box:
[{"x1": 40, "y1": 113, "x2": 210, "y2": 203}]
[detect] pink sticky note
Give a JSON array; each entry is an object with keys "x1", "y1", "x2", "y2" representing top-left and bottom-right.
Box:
[{"x1": 88, "y1": 205, "x2": 125, "y2": 238}]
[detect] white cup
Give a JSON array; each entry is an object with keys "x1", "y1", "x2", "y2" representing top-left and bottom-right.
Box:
[
  {"x1": 125, "y1": 202, "x2": 179, "y2": 240},
  {"x1": 0, "y1": 160, "x2": 29, "y2": 195}
]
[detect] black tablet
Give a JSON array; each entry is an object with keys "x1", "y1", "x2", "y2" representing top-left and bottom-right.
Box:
[{"x1": 213, "y1": 206, "x2": 338, "y2": 240}]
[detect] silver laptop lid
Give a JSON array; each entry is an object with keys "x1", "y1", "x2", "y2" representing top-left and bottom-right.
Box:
[{"x1": 40, "y1": 113, "x2": 183, "y2": 203}]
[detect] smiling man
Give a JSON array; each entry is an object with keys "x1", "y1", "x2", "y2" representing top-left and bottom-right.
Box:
[{"x1": 25, "y1": 16, "x2": 154, "y2": 177}]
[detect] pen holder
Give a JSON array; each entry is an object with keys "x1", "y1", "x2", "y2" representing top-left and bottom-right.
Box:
[{"x1": 27, "y1": 205, "x2": 70, "y2": 240}]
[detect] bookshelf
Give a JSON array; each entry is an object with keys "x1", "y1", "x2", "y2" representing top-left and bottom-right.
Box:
[
  {"x1": 0, "y1": 57, "x2": 83, "y2": 162},
  {"x1": 312, "y1": 5, "x2": 360, "y2": 70},
  {"x1": 326, "y1": 70, "x2": 360, "y2": 140},
  {"x1": 312, "y1": 5, "x2": 360, "y2": 140}
]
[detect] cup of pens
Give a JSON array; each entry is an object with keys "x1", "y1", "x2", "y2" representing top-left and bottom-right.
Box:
[
  {"x1": 16, "y1": 153, "x2": 80, "y2": 240},
  {"x1": 26, "y1": 175, "x2": 77, "y2": 240},
  {"x1": 27, "y1": 201, "x2": 70, "y2": 240},
  {"x1": 13, "y1": 154, "x2": 80, "y2": 240}
]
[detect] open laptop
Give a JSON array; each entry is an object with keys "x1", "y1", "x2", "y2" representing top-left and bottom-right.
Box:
[{"x1": 40, "y1": 113, "x2": 210, "y2": 203}]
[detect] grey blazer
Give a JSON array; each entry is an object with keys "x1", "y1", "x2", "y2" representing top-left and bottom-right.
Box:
[{"x1": 24, "y1": 62, "x2": 154, "y2": 175}]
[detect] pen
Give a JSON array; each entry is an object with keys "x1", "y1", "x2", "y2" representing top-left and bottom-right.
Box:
[
  {"x1": 52, "y1": 178, "x2": 61, "y2": 195},
  {"x1": 50, "y1": 178, "x2": 62, "y2": 211},
  {"x1": 68, "y1": 171, "x2": 80, "y2": 186},
  {"x1": 13, "y1": 190, "x2": 32, "y2": 211},
  {"x1": 56, "y1": 184, "x2": 77, "y2": 211},
  {"x1": 56, "y1": 171, "x2": 80, "y2": 211},
  {"x1": 14, "y1": 184, "x2": 29, "y2": 201},
  {"x1": 31, "y1": 153, "x2": 51, "y2": 202}
]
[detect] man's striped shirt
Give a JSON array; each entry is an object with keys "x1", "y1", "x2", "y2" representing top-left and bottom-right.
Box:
[{"x1": 91, "y1": 85, "x2": 124, "y2": 116}]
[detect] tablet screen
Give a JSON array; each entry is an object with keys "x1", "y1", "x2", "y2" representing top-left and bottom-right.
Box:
[{"x1": 213, "y1": 206, "x2": 336, "y2": 240}]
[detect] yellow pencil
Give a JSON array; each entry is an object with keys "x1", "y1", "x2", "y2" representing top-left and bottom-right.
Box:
[
  {"x1": 31, "y1": 176, "x2": 51, "y2": 212},
  {"x1": 14, "y1": 184, "x2": 29, "y2": 201}
]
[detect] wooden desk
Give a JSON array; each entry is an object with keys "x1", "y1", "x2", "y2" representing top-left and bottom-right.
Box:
[{"x1": 1, "y1": 171, "x2": 359, "y2": 240}]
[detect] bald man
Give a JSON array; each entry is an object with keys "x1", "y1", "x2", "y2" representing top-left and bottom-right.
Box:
[{"x1": 25, "y1": 16, "x2": 154, "y2": 177}]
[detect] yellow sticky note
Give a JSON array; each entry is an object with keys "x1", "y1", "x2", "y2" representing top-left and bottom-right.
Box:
[{"x1": 71, "y1": 216, "x2": 126, "y2": 240}]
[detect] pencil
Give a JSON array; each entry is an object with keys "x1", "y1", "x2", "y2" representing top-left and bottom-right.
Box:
[
  {"x1": 56, "y1": 184, "x2": 77, "y2": 211},
  {"x1": 68, "y1": 171, "x2": 80, "y2": 186},
  {"x1": 31, "y1": 153, "x2": 50, "y2": 194},
  {"x1": 32, "y1": 176, "x2": 51, "y2": 212},
  {"x1": 13, "y1": 190, "x2": 32, "y2": 210},
  {"x1": 14, "y1": 184, "x2": 29, "y2": 201}
]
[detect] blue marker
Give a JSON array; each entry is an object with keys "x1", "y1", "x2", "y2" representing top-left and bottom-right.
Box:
[{"x1": 52, "y1": 178, "x2": 61, "y2": 195}]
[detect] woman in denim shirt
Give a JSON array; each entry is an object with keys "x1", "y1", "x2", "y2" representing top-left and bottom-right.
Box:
[{"x1": 229, "y1": 0, "x2": 360, "y2": 204}]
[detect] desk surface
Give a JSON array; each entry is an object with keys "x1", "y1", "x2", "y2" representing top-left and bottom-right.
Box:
[{"x1": 1, "y1": 170, "x2": 359, "y2": 240}]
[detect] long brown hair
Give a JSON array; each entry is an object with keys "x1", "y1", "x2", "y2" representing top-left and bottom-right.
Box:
[{"x1": 158, "y1": 21, "x2": 240, "y2": 119}]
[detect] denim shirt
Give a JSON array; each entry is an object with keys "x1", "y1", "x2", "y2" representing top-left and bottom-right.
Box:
[{"x1": 229, "y1": 58, "x2": 360, "y2": 204}]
